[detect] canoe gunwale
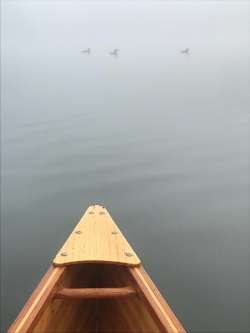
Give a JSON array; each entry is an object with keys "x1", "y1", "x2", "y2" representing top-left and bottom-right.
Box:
[
  {"x1": 8, "y1": 266, "x2": 65, "y2": 333},
  {"x1": 129, "y1": 266, "x2": 186, "y2": 333}
]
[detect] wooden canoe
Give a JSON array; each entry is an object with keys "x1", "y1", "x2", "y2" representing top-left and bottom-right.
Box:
[{"x1": 8, "y1": 205, "x2": 186, "y2": 333}]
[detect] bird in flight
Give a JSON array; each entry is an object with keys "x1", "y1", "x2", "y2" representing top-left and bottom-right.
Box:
[
  {"x1": 109, "y1": 49, "x2": 119, "y2": 56},
  {"x1": 180, "y1": 48, "x2": 190, "y2": 54},
  {"x1": 81, "y1": 48, "x2": 91, "y2": 54}
]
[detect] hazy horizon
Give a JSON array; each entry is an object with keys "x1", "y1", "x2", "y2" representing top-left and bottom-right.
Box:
[{"x1": 1, "y1": 1, "x2": 250, "y2": 332}]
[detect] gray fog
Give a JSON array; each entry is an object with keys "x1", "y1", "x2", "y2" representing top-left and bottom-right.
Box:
[{"x1": 1, "y1": 1, "x2": 250, "y2": 332}]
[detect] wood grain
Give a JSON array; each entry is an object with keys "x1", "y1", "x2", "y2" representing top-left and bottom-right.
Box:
[
  {"x1": 8, "y1": 266, "x2": 65, "y2": 333},
  {"x1": 8, "y1": 263, "x2": 187, "y2": 333},
  {"x1": 97, "y1": 264, "x2": 163, "y2": 333},
  {"x1": 53, "y1": 204, "x2": 140, "y2": 266},
  {"x1": 31, "y1": 265, "x2": 96, "y2": 333},
  {"x1": 55, "y1": 286, "x2": 136, "y2": 299},
  {"x1": 129, "y1": 266, "x2": 187, "y2": 333},
  {"x1": 8, "y1": 204, "x2": 187, "y2": 333}
]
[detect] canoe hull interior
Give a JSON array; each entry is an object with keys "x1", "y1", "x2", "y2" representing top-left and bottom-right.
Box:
[
  {"x1": 32, "y1": 264, "x2": 162, "y2": 333},
  {"x1": 9, "y1": 263, "x2": 186, "y2": 333}
]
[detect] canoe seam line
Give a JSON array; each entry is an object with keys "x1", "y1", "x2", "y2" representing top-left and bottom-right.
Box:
[
  {"x1": 134, "y1": 267, "x2": 179, "y2": 333},
  {"x1": 13, "y1": 269, "x2": 59, "y2": 333}
]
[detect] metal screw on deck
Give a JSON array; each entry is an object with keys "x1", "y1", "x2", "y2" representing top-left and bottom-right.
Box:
[
  {"x1": 75, "y1": 230, "x2": 82, "y2": 234},
  {"x1": 112, "y1": 231, "x2": 119, "y2": 235},
  {"x1": 61, "y1": 251, "x2": 68, "y2": 256},
  {"x1": 125, "y1": 251, "x2": 133, "y2": 257}
]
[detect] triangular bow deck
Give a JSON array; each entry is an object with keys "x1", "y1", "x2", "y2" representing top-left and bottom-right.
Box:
[
  {"x1": 53, "y1": 205, "x2": 140, "y2": 266},
  {"x1": 9, "y1": 205, "x2": 187, "y2": 333}
]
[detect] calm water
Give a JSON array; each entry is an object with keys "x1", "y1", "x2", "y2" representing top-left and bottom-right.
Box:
[{"x1": 1, "y1": 1, "x2": 250, "y2": 332}]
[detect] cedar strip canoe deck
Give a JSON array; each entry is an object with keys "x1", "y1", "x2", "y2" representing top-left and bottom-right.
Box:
[{"x1": 53, "y1": 205, "x2": 140, "y2": 266}]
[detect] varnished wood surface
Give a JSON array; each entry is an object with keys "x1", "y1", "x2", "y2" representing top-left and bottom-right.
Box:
[
  {"x1": 31, "y1": 265, "x2": 97, "y2": 333},
  {"x1": 97, "y1": 264, "x2": 163, "y2": 333},
  {"x1": 8, "y1": 266, "x2": 65, "y2": 333},
  {"x1": 8, "y1": 205, "x2": 186, "y2": 333},
  {"x1": 55, "y1": 286, "x2": 136, "y2": 299},
  {"x1": 8, "y1": 264, "x2": 187, "y2": 333},
  {"x1": 53, "y1": 205, "x2": 140, "y2": 266},
  {"x1": 129, "y1": 266, "x2": 187, "y2": 333}
]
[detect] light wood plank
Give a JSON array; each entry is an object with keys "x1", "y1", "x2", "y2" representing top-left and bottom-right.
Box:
[{"x1": 53, "y1": 205, "x2": 140, "y2": 266}]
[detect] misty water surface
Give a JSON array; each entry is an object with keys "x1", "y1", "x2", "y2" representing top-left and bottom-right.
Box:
[{"x1": 1, "y1": 1, "x2": 250, "y2": 332}]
